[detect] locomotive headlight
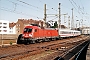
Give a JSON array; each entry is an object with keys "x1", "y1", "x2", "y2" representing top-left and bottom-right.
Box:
[
  {"x1": 22, "y1": 34, "x2": 25, "y2": 36},
  {"x1": 29, "y1": 34, "x2": 32, "y2": 37}
]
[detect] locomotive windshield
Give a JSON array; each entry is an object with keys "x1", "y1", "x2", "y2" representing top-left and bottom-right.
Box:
[{"x1": 24, "y1": 28, "x2": 32, "y2": 33}]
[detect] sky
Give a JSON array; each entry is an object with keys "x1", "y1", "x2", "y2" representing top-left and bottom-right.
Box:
[{"x1": 0, "y1": 0, "x2": 90, "y2": 28}]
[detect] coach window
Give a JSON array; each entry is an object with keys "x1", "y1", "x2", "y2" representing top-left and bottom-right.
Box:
[
  {"x1": 0, "y1": 22, "x2": 2, "y2": 24},
  {"x1": 60, "y1": 31, "x2": 62, "y2": 34},
  {"x1": 71, "y1": 32, "x2": 73, "y2": 34},
  {"x1": 63, "y1": 31, "x2": 65, "y2": 34},
  {"x1": 75, "y1": 32, "x2": 76, "y2": 34},
  {"x1": 0, "y1": 26, "x2": 2, "y2": 28},
  {"x1": 0, "y1": 30, "x2": 1, "y2": 32},
  {"x1": 61, "y1": 31, "x2": 64, "y2": 34},
  {"x1": 64, "y1": 32, "x2": 66, "y2": 34}
]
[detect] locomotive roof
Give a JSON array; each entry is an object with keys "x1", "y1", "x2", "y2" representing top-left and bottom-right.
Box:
[
  {"x1": 40, "y1": 27, "x2": 56, "y2": 30},
  {"x1": 24, "y1": 25, "x2": 40, "y2": 29},
  {"x1": 24, "y1": 25, "x2": 56, "y2": 30}
]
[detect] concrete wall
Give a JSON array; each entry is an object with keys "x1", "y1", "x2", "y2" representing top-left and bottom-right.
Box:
[{"x1": 0, "y1": 34, "x2": 18, "y2": 39}]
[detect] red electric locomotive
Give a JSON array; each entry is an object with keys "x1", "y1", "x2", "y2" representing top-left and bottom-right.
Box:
[{"x1": 17, "y1": 24, "x2": 59, "y2": 44}]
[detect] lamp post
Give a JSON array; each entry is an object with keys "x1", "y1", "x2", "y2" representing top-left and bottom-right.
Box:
[
  {"x1": 80, "y1": 19, "x2": 83, "y2": 30},
  {"x1": 76, "y1": 20, "x2": 79, "y2": 30}
]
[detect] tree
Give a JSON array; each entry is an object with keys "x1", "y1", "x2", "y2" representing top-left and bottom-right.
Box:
[{"x1": 51, "y1": 21, "x2": 58, "y2": 28}]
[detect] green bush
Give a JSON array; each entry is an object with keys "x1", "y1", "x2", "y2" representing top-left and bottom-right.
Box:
[{"x1": 10, "y1": 41, "x2": 12, "y2": 45}]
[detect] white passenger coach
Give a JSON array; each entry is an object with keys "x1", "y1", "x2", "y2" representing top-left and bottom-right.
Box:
[
  {"x1": 82, "y1": 27, "x2": 90, "y2": 35},
  {"x1": 58, "y1": 29, "x2": 81, "y2": 38}
]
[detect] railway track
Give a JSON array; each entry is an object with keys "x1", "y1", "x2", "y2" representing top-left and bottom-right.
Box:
[{"x1": 0, "y1": 35, "x2": 89, "y2": 60}]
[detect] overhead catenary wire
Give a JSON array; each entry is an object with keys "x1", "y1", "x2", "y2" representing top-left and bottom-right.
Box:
[
  {"x1": 6, "y1": 0, "x2": 43, "y2": 12},
  {"x1": 70, "y1": 0, "x2": 90, "y2": 27},
  {"x1": 79, "y1": 0, "x2": 85, "y2": 13},
  {"x1": 79, "y1": 0, "x2": 90, "y2": 20},
  {"x1": 69, "y1": 0, "x2": 81, "y2": 16},
  {"x1": 69, "y1": 0, "x2": 88, "y2": 19},
  {"x1": 39, "y1": 0, "x2": 58, "y2": 13},
  {"x1": 71, "y1": 0, "x2": 85, "y2": 16},
  {"x1": 69, "y1": 0, "x2": 89, "y2": 26},
  {"x1": 35, "y1": 0, "x2": 59, "y2": 23},
  {"x1": 11, "y1": 0, "x2": 59, "y2": 21},
  {"x1": 39, "y1": 0, "x2": 58, "y2": 12},
  {"x1": 48, "y1": 16, "x2": 58, "y2": 21},
  {"x1": 16, "y1": 0, "x2": 44, "y2": 11},
  {"x1": 0, "y1": 0, "x2": 44, "y2": 20},
  {"x1": 0, "y1": 6, "x2": 42, "y2": 19}
]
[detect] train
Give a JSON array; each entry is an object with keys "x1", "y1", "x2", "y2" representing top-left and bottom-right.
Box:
[
  {"x1": 58, "y1": 29, "x2": 81, "y2": 38},
  {"x1": 82, "y1": 28, "x2": 90, "y2": 35},
  {"x1": 17, "y1": 24, "x2": 81, "y2": 44}
]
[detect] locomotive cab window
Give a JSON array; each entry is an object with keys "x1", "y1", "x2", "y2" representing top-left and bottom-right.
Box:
[
  {"x1": 24, "y1": 28, "x2": 32, "y2": 32},
  {"x1": 28, "y1": 28, "x2": 32, "y2": 32}
]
